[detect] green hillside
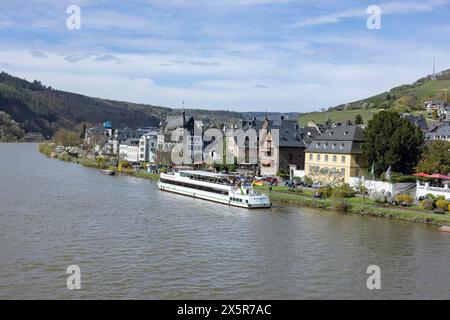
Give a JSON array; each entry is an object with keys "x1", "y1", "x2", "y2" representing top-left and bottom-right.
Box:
[
  {"x1": 298, "y1": 109, "x2": 376, "y2": 126},
  {"x1": 0, "y1": 72, "x2": 243, "y2": 141},
  {"x1": 299, "y1": 69, "x2": 450, "y2": 125}
]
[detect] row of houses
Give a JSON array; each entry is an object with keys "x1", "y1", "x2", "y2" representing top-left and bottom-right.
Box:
[
  {"x1": 84, "y1": 109, "x2": 450, "y2": 185},
  {"x1": 425, "y1": 99, "x2": 449, "y2": 117}
]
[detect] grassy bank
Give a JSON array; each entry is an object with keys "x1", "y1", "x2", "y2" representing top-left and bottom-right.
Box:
[
  {"x1": 38, "y1": 143, "x2": 160, "y2": 181},
  {"x1": 255, "y1": 185, "x2": 450, "y2": 226}
]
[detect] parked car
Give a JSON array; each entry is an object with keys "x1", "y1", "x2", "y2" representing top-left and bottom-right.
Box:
[
  {"x1": 284, "y1": 180, "x2": 294, "y2": 188},
  {"x1": 312, "y1": 182, "x2": 321, "y2": 189}
]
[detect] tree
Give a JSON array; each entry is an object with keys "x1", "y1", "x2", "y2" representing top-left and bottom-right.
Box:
[
  {"x1": 362, "y1": 111, "x2": 424, "y2": 176},
  {"x1": 53, "y1": 128, "x2": 81, "y2": 146},
  {"x1": 80, "y1": 123, "x2": 86, "y2": 140},
  {"x1": 432, "y1": 109, "x2": 439, "y2": 120},
  {"x1": 416, "y1": 140, "x2": 450, "y2": 175},
  {"x1": 354, "y1": 114, "x2": 364, "y2": 125}
]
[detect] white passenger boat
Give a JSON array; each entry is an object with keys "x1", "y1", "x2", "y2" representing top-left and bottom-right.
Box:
[{"x1": 158, "y1": 170, "x2": 271, "y2": 208}]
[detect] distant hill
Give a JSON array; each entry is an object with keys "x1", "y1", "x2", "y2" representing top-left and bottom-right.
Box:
[
  {"x1": 0, "y1": 72, "x2": 243, "y2": 141},
  {"x1": 299, "y1": 68, "x2": 450, "y2": 126}
]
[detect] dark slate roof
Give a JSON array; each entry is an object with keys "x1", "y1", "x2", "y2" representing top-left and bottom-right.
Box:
[
  {"x1": 402, "y1": 114, "x2": 429, "y2": 132},
  {"x1": 428, "y1": 100, "x2": 448, "y2": 106},
  {"x1": 162, "y1": 114, "x2": 197, "y2": 135},
  {"x1": 305, "y1": 125, "x2": 365, "y2": 154},
  {"x1": 238, "y1": 117, "x2": 309, "y2": 148},
  {"x1": 425, "y1": 122, "x2": 450, "y2": 139},
  {"x1": 122, "y1": 138, "x2": 140, "y2": 146},
  {"x1": 164, "y1": 116, "x2": 184, "y2": 131},
  {"x1": 116, "y1": 127, "x2": 140, "y2": 141},
  {"x1": 267, "y1": 119, "x2": 306, "y2": 148},
  {"x1": 298, "y1": 126, "x2": 320, "y2": 145},
  {"x1": 96, "y1": 136, "x2": 108, "y2": 147},
  {"x1": 87, "y1": 125, "x2": 107, "y2": 134},
  {"x1": 239, "y1": 118, "x2": 265, "y2": 131}
]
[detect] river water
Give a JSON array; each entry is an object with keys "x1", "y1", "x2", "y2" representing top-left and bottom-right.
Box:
[{"x1": 0, "y1": 143, "x2": 449, "y2": 299}]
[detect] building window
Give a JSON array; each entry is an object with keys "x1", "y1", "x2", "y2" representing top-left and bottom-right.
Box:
[
  {"x1": 340, "y1": 144, "x2": 344, "y2": 149},
  {"x1": 317, "y1": 154, "x2": 320, "y2": 161},
  {"x1": 356, "y1": 155, "x2": 362, "y2": 165},
  {"x1": 325, "y1": 155, "x2": 329, "y2": 162},
  {"x1": 333, "y1": 155, "x2": 337, "y2": 162},
  {"x1": 309, "y1": 154, "x2": 313, "y2": 161},
  {"x1": 332, "y1": 143, "x2": 336, "y2": 149},
  {"x1": 316, "y1": 143, "x2": 320, "y2": 148},
  {"x1": 341, "y1": 156, "x2": 345, "y2": 163},
  {"x1": 355, "y1": 168, "x2": 360, "y2": 176},
  {"x1": 341, "y1": 168, "x2": 345, "y2": 175}
]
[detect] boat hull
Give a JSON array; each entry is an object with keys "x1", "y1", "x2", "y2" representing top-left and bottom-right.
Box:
[{"x1": 158, "y1": 181, "x2": 271, "y2": 209}]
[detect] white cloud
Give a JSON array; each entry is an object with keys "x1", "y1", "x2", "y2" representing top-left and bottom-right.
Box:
[
  {"x1": 2, "y1": 44, "x2": 449, "y2": 112},
  {"x1": 150, "y1": 0, "x2": 296, "y2": 7},
  {"x1": 0, "y1": 19, "x2": 14, "y2": 28},
  {"x1": 292, "y1": 0, "x2": 450, "y2": 28}
]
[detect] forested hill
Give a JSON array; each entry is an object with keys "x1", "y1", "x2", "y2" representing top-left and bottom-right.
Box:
[{"x1": 0, "y1": 72, "x2": 243, "y2": 141}]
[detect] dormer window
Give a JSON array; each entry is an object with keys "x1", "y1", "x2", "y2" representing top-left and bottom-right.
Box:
[
  {"x1": 316, "y1": 143, "x2": 320, "y2": 148},
  {"x1": 332, "y1": 143, "x2": 336, "y2": 149},
  {"x1": 344, "y1": 131, "x2": 348, "y2": 135},
  {"x1": 340, "y1": 144, "x2": 344, "y2": 149},
  {"x1": 323, "y1": 143, "x2": 328, "y2": 149}
]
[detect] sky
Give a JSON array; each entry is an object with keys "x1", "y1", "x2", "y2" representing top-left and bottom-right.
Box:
[{"x1": 0, "y1": 0, "x2": 450, "y2": 112}]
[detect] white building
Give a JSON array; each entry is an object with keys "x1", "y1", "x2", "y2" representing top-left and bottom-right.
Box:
[
  {"x1": 438, "y1": 106, "x2": 450, "y2": 118},
  {"x1": 119, "y1": 139, "x2": 140, "y2": 163},
  {"x1": 139, "y1": 131, "x2": 159, "y2": 163},
  {"x1": 416, "y1": 181, "x2": 450, "y2": 201},
  {"x1": 425, "y1": 100, "x2": 447, "y2": 115}
]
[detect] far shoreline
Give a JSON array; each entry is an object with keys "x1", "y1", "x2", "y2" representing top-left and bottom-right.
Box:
[{"x1": 37, "y1": 142, "x2": 450, "y2": 228}]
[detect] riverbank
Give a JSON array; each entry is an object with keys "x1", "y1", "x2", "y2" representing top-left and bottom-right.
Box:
[
  {"x1": 38, "y1": 143, "x2": 160, "y2": 181},
  {"x1": 254, "y1": 185, "x2": 450, "y2": 226},
  {"x1": 38, "y1": 143, "x2": 450, "y2": 226}
]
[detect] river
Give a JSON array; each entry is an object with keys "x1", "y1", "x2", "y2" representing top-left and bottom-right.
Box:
[{"x1": 0, "y1": 143, "x2": 449, "y2": 299}]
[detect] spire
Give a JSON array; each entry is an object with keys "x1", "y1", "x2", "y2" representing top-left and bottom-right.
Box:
[
  {"x1": 182, "y1": 101, "x2": 186, "y2": 127},
  {"x1": 432, "y1": 56, "x2": 436, "y2": 80}
]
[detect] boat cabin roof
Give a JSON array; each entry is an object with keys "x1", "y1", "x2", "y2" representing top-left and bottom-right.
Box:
[{"x1": 179, "y1": 170, "x2": 234, "y2": 179}]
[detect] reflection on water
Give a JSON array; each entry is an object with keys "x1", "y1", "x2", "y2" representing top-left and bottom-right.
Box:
[{"x1": 0, "y1": 143, "x2": 449, "y2": 299}]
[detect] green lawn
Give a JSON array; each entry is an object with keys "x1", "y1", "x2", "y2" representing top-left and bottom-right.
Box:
[{"x1": 255, "y1": 185, "x2": 450, "y2": 225}]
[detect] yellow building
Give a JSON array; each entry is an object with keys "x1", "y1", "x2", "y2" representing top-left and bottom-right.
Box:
[{"x1": 304, "y1": 125, "x2": 367, "y2": 185}]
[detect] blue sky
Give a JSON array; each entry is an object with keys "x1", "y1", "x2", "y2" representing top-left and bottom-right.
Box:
[{"x1": 0, "y1": 0, "x2": 450, "y2": 112}]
